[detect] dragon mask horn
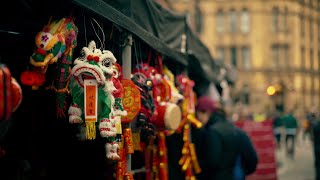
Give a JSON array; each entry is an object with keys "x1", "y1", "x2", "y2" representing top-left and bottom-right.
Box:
[{"x1": 49, "y1": 18, "x2": 66, "y2": 34}]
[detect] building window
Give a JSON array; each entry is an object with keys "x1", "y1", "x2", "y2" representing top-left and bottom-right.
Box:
[
  {"x1": 240, "y1": 9, "x2": 250, "y2": 33},
  {"x1": 310, "y1": 0, "x2": 313, "y2": 8},
  {"x1": 216, "y1": 47, "x2": 225, "y2": 62},
  {"x1": 310, "y1": 49, "x2": 314, "y2": 71},
  {"x1": 272, "y1": 44, "x2": 289, "y2": 69},
  {"x1": 216, "y1": 10, "x2": 224, "y2": 33},
  {"x1": 230, "y1": 47, "x2": 237, "y2": 67},
  {"x1": 301, "y1": 47, "x2": 305, "y2": 69},
  {"x1": 283, "y1": 45, "x2": 289, "y2": 69},
  {"x1": 241, "y1": 47, "x2": 250, "y2": 69},
  {"x1": 314, "y1": 49, "x2": 318, "y2": 71},
  {"x1": 272, "y1": 46, "x2": 279, "y2": 67},
  {"x1": 310, "y1": 19, "x2": 313, "y2": 42},
  {"x1": 318, "y1": 50, "x2": 320, "y2": 71},
  {"x1": 229, "y1": 9, "x2": 237, "y2": 33},
  {"x1": 272, "y1": 7, "x2": 279, "y2": 32},
  {"x1": 195, "y1": 4, "x2": 203, "y2": 34},
  {"x1": 301, "y1": 15, "x2": 305, "y2": 36},
  {"x1": 318, "y1": 19, "x2": 320, "y2": 42},
  {"x1": 283, "y1": 7, "x2": 288, "y2": 32}
]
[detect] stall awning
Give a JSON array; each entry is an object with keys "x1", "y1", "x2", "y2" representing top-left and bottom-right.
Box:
[{"x1": 72, "y1": 0, "x2": 188, "y2": 66}]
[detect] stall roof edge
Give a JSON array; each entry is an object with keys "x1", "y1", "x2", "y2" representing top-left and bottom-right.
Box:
[{"x1": 72, "y1": 0, "x2": 188, "y2": 66}]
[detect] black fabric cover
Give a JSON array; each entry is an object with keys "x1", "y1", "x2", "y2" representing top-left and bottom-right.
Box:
[
  {"x1": 73, "y1": 0, "x2": 220, "y2": 83},
  {"x1": 72, "y1": 0, "x2": 188, "y2": 66}
]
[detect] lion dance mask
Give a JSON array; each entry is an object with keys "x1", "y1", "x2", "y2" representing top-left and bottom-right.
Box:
[{"x1": 68, "y1": 41, "x2": 126, "y2": 160}]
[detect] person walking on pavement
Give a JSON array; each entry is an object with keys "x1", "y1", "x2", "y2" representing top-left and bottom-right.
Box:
[
  {"x1": 282, "y1": 110, "x2": 298, "y2": 158},
  {"x1": 192, "y1": 96, "x2": 258, "y2": 180},
  {"x1": 312, "y1": 112, "x2": 320, "y2": 180},
  {"x1": 304, "y1": 108, "x2": 317, "y2": 141},
  {"x1": 272, "y1": 111, "x2": 283, "y2": 150}
]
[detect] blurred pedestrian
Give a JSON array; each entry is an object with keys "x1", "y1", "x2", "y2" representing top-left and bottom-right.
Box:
[
  {"x1": 282, "y1": 110, "x2": 298, "y2": 158},
  {"x1": 312, "y1": 112, "x2": 320, "y2": 180},
  {"x1": 192, "y1": 96, "x2": 258, "y2": 180},
  {"x1": 304, "y1": 108, "x2": 317, "y2": 141},
  {"x1": 272, "y1": 111, "x2": 283, "y2": 149}
]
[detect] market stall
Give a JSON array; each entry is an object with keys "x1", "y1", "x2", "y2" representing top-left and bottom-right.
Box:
[{"x1": 0, "y1": 0, "x2": 214, "y2": 180}]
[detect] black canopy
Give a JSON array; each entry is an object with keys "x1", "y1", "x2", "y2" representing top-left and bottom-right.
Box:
[
  {"x1": 72, "y1": 0, "x2": 188, "y2": 66},
  {"x1": 73, "y1": 0, "x2": 219, "y2": 82}
]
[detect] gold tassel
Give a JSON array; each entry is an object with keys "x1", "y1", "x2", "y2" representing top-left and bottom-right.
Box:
[
  {"x1": 183, "y1": 124, "x2": 189, "y2": 142},
  {"x1": 187, "y1": 114, "x2": 202, "y2": 129},
  {"x1": 182, "y1": 157, "x2": 191, "y2": 171},
  {"x1": 189, "y1": 143, "x2": 201, "y2": 174},
  {"x1": 179, "y1": 155, "x2": 188, "y2": 165},
  {"x1": 86, "y1": 122, "x2": 96, "y2": 140}
]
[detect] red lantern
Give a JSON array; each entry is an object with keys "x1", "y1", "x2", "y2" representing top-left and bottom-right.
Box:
[
  {"x1": 20, "y1": 70, "x2": 45, "y2": 89},
  {"x1": 0, "y1": 64, "x2": 23, "y2": 121},
  {"x1": 11, "y1": 78, "x2": 22, "y2": 112}
]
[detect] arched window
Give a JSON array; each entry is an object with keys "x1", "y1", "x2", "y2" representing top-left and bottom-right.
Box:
[
  {"x1": 216, "y1": 10, "x2": 225, "y2": 33},
  {"x1": 240, "y1": 9, "x2": 250, "y2": 33}
]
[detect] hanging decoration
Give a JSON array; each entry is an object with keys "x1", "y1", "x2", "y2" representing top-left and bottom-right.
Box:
[
  {"x1": 20, "y1": 17, "x2": 78, "y2": 118},
  {"x1": 20, "y1": 70, "x2": 45, "y2": 90},
  {"x1": 131, "y1": 73, "x2": 155, "y2": 143},
  {"x1": 0, "y1": 64, "x2": 23, "y2": 121},
  {"x1": 120, "y1": 79, "x2": 141, "y2": 124},
  {"x1": 133, "y1": 62, "x2": 181, "y2": 132},
  {"x1": 131, "y1": 53, "x2": 182, "y2": 180},
  {"x1": 175, "y1": 74, "x2": 202, "y2": 179},
  {"x1": 162, "y1": 66, "x2": 184, "y2": 104},
  {"x1": 68, "y1": 40, "x2": 126, "y2": 160}
]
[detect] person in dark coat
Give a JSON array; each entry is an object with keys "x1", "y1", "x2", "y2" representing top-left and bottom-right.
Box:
[
  {"x1": 272, "y1": 112, "x2": 283, "y2": 149},
  {"x1": 192, "y1": 96, "x2": 258, "y2": 180},
  {"x1": 312, "y1": 114, "x2": 320, "y2": 180}
]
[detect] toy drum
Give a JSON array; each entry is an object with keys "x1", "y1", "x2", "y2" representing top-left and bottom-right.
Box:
[{"x1": 152, "y1": 102, "x2": 182, "y2": 131}]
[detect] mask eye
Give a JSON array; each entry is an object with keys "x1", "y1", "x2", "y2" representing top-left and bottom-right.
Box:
[
  {"x1": 79, "y1": 50, "x2": 85, "y2": 60},
  {"x1": 102, "y1": 58, "x2": 111, "y2": 67}
]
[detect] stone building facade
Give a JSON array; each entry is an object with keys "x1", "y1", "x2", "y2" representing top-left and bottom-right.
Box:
[{"x1": 165, "y1": 0, "x2": 320, "y2": 117}]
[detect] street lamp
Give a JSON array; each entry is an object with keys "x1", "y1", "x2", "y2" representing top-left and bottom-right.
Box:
[
  {"x1": 267, "y1": 85, "x2": 276, "y2": 96},
  {"x1": 267, "y1": 83, "x2": 285, "y2": 113}
]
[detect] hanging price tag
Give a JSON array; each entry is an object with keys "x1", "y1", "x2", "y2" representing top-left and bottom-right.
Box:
[{"x1": 84, "y1": 79, "x2": 98, "y2": 122}]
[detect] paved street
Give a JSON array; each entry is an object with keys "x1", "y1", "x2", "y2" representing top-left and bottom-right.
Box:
[{"x1": 276, "y1": 133, "x2": 315, "y2": 180}]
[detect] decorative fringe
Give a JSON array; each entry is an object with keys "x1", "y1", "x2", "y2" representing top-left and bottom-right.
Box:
[
  {"x1": 86, "y1": 122, "x2": 96, "y2": 140},
  {"x1": 187, "y1": 114, "x2": 202, "y2": 128},
  {"x1": 189, "y1": 143, "x2": 201, "y2": 174}
]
